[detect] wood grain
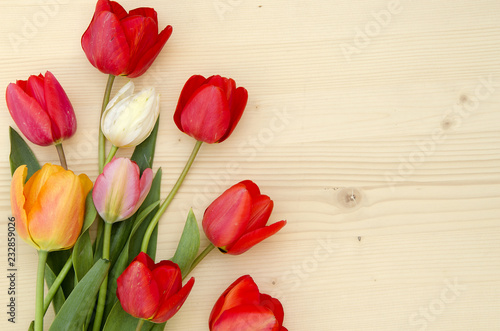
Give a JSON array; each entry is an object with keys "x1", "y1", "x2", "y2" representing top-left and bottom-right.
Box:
[{"x1": 1, "y1": 0, "x2": 499, "y2": 330}]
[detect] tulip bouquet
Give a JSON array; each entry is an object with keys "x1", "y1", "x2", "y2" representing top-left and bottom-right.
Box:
[{"x1": 6, "y1": 1, "x2": 287, "y2": 330}]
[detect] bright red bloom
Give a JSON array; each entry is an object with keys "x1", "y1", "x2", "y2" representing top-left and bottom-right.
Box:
[
  {"x1": 116, "y1": 252, "x2": 195, "y2": 323},
  {"x1": 6, "y1": 71, "x2": 76, "y2": 146},
  {"x1": 209, "y1": 275, "x2": 287, "y2": 331},
  {"x1": 174, "y1": 75, "x2": 248, "y2": 143},
  {"x1": 202, "y1": 180, "x2": 286, "y2": 255},
  {"x1": 81, "y1": 0, "x2": 173, "y2": 78}
]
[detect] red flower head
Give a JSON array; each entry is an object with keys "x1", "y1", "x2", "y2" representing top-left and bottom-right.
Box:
[
  {"x1": 209, "y1": 275, "x2": 288, "y2": 331},
  {"x1": 6, "y1": 71, "x2": 76, "y2": 146},
  {"x1": 81, "y1": 0, "x2": 173, "y2": 78},
  {"x1": 116, "y1": 252, "x2": 195, "y2": 323},
  {"x1": 174, "y1": 75, "x2": 248, "y2": 143},
  {"x1": 202, "y1": 180, "x2": 286, "y2": 255}
]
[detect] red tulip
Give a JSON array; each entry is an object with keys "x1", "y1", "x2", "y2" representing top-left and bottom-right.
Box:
[
  {"x1": 116, "y1": 252, "x2": 195, "y2": 323},
  {"x1": 6, "y1": 71, "x2": 76, "y2": 146},
  {"x1": 81, "y1": 0, "x2": 173, "y2": 78},
  {"x1": 202, "y1": 180, "x2": 286, "y2": 255},
  {"x1": 209, "y1": 275, "x2": 287, "y2": 331},
  {"x1": 174, "y1": 75, "x2": 248, "y2": 143}
]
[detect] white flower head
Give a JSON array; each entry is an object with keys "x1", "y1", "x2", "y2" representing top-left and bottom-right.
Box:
[{"x1": 101, "y1": 81, "x2": 160, "y2": 148}]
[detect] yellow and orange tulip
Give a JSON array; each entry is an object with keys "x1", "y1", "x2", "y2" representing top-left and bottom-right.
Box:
[{"x1": 11, "y1": 164, "x2": 93, "y2": 251}]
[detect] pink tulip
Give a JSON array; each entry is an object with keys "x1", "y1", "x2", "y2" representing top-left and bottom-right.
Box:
[
  {"x1": 6, "y1": 71, "x2": 76, "y2": 146},
  {"x1": 92, "y1": 158, "x2": 153, "y2": 223}
]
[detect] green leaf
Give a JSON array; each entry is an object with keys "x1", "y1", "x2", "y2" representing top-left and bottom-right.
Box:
[
  {"x1": 72, "y1": 229, "x2": 93, "y2": 282},
  {"x1": 48, "y1": 259, "x2": 110, "y2": 331},
  {"x1": 82, "y1": 190, "x2": 97, "y2": 234},
  {"x1": 103, "y1": 302, "x2": 155, "y2": 331},
  {"x1": 46, "y1": 250, "x2": 74, "y2": 302},
  {"x1": 128, "y1": 169, "x2": 162, "y2": 262},
  {"x1": 28, "y1": 320, "x2": 34, "y2": 331},
  {"x1": 73, "y1": 191, "x2": 97, "y2": 282},
  {"x1": 131, "y1": 117, "x2": 159, "y2": 173},
  {"x1": 9, "y1": 127, "x2": 40, "y2": 179},
  {"x1": 149, "y1": 322, "x2": 166, "y2": 330},
  {"x1": 44, "y1": 263, "x2": 66, "y2": 314},
  {"x1": 171, "y1": 209, "x2": 200, "y2": 277}
]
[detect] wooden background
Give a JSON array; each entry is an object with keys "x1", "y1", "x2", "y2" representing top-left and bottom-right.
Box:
[{"x1": 1, "y1": 0, "x2": 499, "y2": 330}]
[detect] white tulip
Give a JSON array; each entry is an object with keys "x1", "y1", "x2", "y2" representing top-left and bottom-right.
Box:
[{"x1": 101, "y1": 81, "x2": 160, "y2": 147}]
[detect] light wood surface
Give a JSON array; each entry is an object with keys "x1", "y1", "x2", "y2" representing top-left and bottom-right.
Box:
[{"x1": 1, "y1": 1, "x2": 500, "y2": 330}]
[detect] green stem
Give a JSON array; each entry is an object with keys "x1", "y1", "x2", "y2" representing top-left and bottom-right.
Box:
[
  {"x1": 183, "y1": 244, "x2": 215, "y2": 280},
  {"x1": 43, "y1": 254, "x2": 73, "y2": 314},
  {"x1": 92, "y1": 222, "x2": 112, "y2": 331},
  {"x1": 104, "y1": 145, "x2": 119, "y2": 166},
  {"x1": 35, "y1": 250, "x2": 49, "y2": 331},
  {"x1": 99, "y1": 74, "x2": 116, "y2": 173},
  {"x1": 140, "y1": 140, "x2": 203, "y2": 253},
  {"x1": 135, "y1": 319, "x2": 145, "y2": 331},
  {"x1": 55, "y1": 143, "x2": 68, "y2": 170}
]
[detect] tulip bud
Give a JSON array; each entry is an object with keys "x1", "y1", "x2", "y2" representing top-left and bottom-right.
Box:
[
  {"x1": 202, "y1": 180, "x2": 286, "y2": 255},
  {"x1": 101, "y1": 81, "x2": 160, "y2": 148},
  {"x1": 92, "y1": 157, "x2": 153, "y2": 224},
  {"x1": 6, "y1": 71, "x2": 77, "y2": 146},
  {"x1": 117, "y1": 252, "x2": 195, "y2": 323},
  {"x1": 174, "y1": 75, "x2": 248, "y2": 143},
  {"x1": 209, "y1": 275, "x2": 287, "y2": 331},
  {"x1": 81, "y1": 0, "x2": 173, "y2": 78},
  {"x1": 11, "y1": 164, "x2": 92, "y2": 251}
]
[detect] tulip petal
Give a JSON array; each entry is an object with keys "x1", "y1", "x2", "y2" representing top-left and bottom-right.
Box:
[
  {"x1": 109, "y1": 1, "x2": 127, "y2": 20},
  {"x1": 202, "y1": 183, "x2": 252, "y2": 248},
  {"x1": 212, "y1": 304, "x2": 278, "y2": 331},
  {"x1": 127, "y1": 25, "x2": 173, "y2": 78},
  {"x1": 226, "y1": 220, "x2": 287, "y2": 255},
  {"x1": 129, "y1": 7, "x2": 158, "y2": 25},
  {"x1": 174, "y1": 75, "x2": 207, "y2": 131},
  {"x1": 120, "y1": 15, "x2": 158, "y2": 75},
  {"x1": 180, "y1": 85, "x2": 231, "y2": 143},
  {"x1": 28, "y1": 171, "x2": 90, "y2": 251},
  {"x1": 245, "y1": 195, "x2": 273, "y2": 233},
  {"x1": 150, "y1": 277, "x2": 195, "y2": 323},
  {"x1": 117, "y1": 260, "x2": 160, "y2": 319},
  {"x1": 239, "y1": 180, "x2": 260, "y2": 198},
  {"x1": 93, "y1": 158, "x2": 141, "y2": 223},
  {"x1": 138, "y1": 168, "x2": 154, "y2": 207},
  {"x1": 23, "y1": 164, "x2": 65, "y2": 215},
  {"x1": 94, "y1": 0, "x2": 112, "y2": 15},
  {"x1": 218, "y1": 86, "x2": 248, "y2": 143},
  {"x1": 151, "y1": 262, "x2": 182, "y2": 302},
  {"x1": 11, "y1": 166, "x2": 38, "y2": 249},
  {"x1": 43, "y1": 71, "x2": 77, "y2": 142},
  {"x1": 81, "y1": 11, "x2": 130, "y2": 75},
  {"x1": 209, "y1": 275, "x2": 261, "y2": 328},
  {"x1": 6, "y1": 83, "x2": 53, "y2": 146},
  {"x1": 133, "y1": 251, "x2": 156, "y2": 270},
  {"x1": 260, "y1": 294, "x2": 285, "y2": 327},
  {"x1": 26, "y1": 74, "x2": 47, "y2": 111},
  {"x1": 104, "y1": 80, "x2": 135, "y2": 111}
]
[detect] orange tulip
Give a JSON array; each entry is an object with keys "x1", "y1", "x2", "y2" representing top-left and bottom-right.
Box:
[{"x1": 11, "y1": 164, "x2": 93, "y2": 251}]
